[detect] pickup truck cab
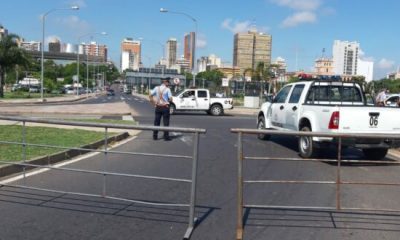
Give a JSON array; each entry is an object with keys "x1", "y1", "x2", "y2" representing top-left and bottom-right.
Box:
[
  {"x1": 170, "y1": 88, "x2": 233, "y2": 116},
  {"x1": 257, "y1": 80, "x2": 400, "y2": 159}
]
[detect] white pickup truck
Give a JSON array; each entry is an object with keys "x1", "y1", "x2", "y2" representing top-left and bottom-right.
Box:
[
  {"x1": 170, "y1": 88, "x2": 233, "y2": 116},
  {"x1": 257, "y1": 80, "x2": 400, "y2": 159}
]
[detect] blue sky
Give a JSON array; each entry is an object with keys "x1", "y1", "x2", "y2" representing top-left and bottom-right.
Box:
[{"x1": 1, "y1": 0, "x2": 399, "y2": 79}]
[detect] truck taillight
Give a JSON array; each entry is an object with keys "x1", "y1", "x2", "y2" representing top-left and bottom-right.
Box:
[{"x1": 328, "y1": 111, "x2": 340, "y2": 129}]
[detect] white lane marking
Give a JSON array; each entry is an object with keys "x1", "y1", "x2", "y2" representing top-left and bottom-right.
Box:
[{"x1": 0, "y1": 136, "x2": 137, "y2": 184}]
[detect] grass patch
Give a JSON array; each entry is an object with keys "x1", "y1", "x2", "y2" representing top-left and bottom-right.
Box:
[
  {"x1": 0, "y1": 125, "x2": 107, "y2": 162},
  {"x1": 4, "y1": 92, "x2": 64, "y2": 99}
]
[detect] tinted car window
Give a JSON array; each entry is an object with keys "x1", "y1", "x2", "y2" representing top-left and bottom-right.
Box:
[
  {"x1": 306, "y1": 85, "x2": 362, "y2": 102},
  {"x1": 197, "y1": 91, "x2": 207, "y2": 98},
  {"x1": 288, "y1": 84, "x2": 305, "y2": 103},
  {"x1": 274, "y1": 85, "x2": 292, "y2": 103}
]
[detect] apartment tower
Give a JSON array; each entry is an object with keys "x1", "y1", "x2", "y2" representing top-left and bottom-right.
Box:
[
  {"x1": 332, "y1": 40, "x2": 359, "y2": 75},
  {"x1": 120, "y1": 38, "x2": 141, "y2": 71},
  {"x1": 233, "y1": 29, "x2": 272, "y2": 73},
  {"x1": 166, "y1": 38, "x2": 177, "y2": 68},
  {"x1": 184, "y1": 32, "x2": 196, "y2": 71}
]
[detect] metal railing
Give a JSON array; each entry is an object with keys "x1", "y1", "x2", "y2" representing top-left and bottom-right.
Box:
[
  {"x1": 231, "y1": 128, "x2": 400, "y2": 240},
  {"x1": 0, "y1": 116, "x2": 206, "y2": 240}
]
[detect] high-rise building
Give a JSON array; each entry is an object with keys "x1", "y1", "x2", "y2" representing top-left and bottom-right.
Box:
[
  {"x1": 20, "y1": 41, "x2": 41, "y2": 51},
  {"x1": 0, "y1": 25, "x2": 8, "y2": 40},
  {"x1": 208, "y1": 54, "x2": 221, "y2": 67},
  {"x1": 184, "y1": 32, "x2": 196, "y2": 71},
  {"x1": 81, "y1": 41, "x2": 107, "y2": 61},
  {"x1": 166, "y1": 38, "x2": 177, "y2": 68},
  {"x1": 48, "y1": 38, "x2": 61, "y2": 53},
  {"x1": 233, "y1": 29, "x2": 272, "y2": 73},
  {"x1": 121, "y1": 38, "x2": 141, "y2": 71},
  {"x1": 332, "y1": 40, "x2": 359, "y2": 75}
]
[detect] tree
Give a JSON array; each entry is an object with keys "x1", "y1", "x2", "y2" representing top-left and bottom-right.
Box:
[{"x1": 0, "y1": 34, "x2": 30, "y2": 97}]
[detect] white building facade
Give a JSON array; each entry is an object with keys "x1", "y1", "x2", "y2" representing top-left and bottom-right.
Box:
[
  {"x1": 332, "y1": 40, "x2": 359, "y2": 75},
  {"x1": 357, "y1": 59, "x2": 374, "y2": 82},
  {"x1": 20, "y1": 41, "x2": 41, "y2": 51}
]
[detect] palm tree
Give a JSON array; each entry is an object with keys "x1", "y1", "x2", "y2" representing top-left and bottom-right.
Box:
[{"x1": 0, "y1": 34, "x2": 30, "y2": 97}]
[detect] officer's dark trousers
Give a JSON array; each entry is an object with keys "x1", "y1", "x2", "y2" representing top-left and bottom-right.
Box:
[{"x1": 153, "y1": 106, "x2": 170, "y2": 139}]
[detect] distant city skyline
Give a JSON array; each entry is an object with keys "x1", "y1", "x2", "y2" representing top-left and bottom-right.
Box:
[{"x1": 1, "y1": 0, "x2": 400, "y2": 79}]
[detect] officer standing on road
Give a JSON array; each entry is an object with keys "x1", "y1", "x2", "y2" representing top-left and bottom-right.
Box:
[{"x1": 149, "y1": 77, "x2": 173, "y2": 141}]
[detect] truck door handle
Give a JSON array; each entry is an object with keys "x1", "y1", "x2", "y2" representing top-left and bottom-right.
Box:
[
  {"x1": 280, "y1": 105, "x2": 284, "y2": 110},
  {"x1": 204, "y1": 99, "x2": 208, "y2": 100},
  {"x1": 292, "y1": 106, "x2": 297, "y2": 111}
]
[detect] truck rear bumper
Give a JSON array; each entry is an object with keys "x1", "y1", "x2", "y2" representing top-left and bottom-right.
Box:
[{"x1": 317, "y1": 138, "x2": 400, "y2": 149}]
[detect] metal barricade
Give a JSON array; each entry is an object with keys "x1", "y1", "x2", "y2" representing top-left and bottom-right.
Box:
[
  {"x1": 231, "y1": 128, "x2": 400, "y2": 240},
  {"x1": 0, "y1": 115, "x2": 206, "y2": 240}
]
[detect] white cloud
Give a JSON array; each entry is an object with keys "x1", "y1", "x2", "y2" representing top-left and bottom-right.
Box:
[
  {"x1": 270, "y1": 0, "x2": 321, "y2": 11},
  {"x1": 196, "y1": 34, "x2": 207, "y2": 49},
  {"x1": 221, "y1": 18, "x2": 270, "y2": 34},
  {"x1": 68, "y1": 0, "x2": 87, "y2": 8},
  {"x1": 57, "y1": 15, "x2": 92, "y2": 37},
  {"x1": 271, "y1": 0, "x2": 332, "y2": 28},
  {"x1": 378, "y1": 58, "x2": 395, "y2": 69},
  {"x1": 281, "y1": 11, "x2": 316, "y2": 28}
]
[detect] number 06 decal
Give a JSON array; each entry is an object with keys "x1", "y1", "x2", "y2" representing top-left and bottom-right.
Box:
[{"x1": 369, "y1": 112, "x2": 380, "y2": 127}]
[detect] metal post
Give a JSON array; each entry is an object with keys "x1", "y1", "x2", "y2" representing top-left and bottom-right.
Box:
[
  {"x1": 236, "y1": 132, "x2": 244, "y2": 240},
  {"x1": 40, "y1": 15, "x2": 45, "y2": 101},
  {"x1": 184, "y1": 132, "x2": 200, "y2": 240},
  {"x1": 336, "y1": 137, "x2": 342, "y2": 210},
  {"x1": 103, "y1": 127, "x2": 108, "y2": 197},
  {"x1": 22, "y1": 121, "x2": 27, "y2": 184}
]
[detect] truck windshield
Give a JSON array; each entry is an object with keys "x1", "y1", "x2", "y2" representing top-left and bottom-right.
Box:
[{"x1": 306, "y1": 85, "x2": 362, "y2": 103}]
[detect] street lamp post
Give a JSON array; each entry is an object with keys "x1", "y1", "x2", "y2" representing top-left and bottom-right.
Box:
[
  {"x1": 41, "y1": 5, "x2": 79, "y2": 101},
  {"x1": 76, "y1": 32, "x2": 107, "y2": 97},
  {"x1": 160, "y1": 8, "x2": 197, "y2": 87}
]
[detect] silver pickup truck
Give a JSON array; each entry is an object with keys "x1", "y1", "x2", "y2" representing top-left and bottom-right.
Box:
[{"x1": 257, "y1": 80, "x2": 400, "y2": 159}]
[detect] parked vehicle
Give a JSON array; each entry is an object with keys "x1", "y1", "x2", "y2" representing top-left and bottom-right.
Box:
[
  {"x1": 106, "y1": 89, "x2": 115, "y2": 96},
  {"x1": 170, "y1": 88, "x2": 233, "y2": 116},
  {"x1": 256, "y1": 79, "x2": 400, "y2": 160},
  {"x1": 28, "y1": 86, "x2": 40, "y2": 93},
  {"x1": 384, "y1": 94, "x2": 400, "y2": 107}
]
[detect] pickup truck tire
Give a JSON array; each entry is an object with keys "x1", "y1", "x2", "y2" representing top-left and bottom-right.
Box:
[
  {"x1": 169, "y1": 104, "x2": 176, "y2": 115},
  {"x1": 362, "y1": 148, "x2": 388, "y2": 160},
  {"x1": 298, "y1": 126, "x2": 318, "y2": 158},
  {"x1": 210, "y1": 104, "x2": 223, "y2": 116},
  {"x1": 257, "y1": 116, "x2": 271, "y2": 140}
]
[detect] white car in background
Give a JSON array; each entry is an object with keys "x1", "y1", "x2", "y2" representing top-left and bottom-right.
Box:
[{"x1": 384, "y1": 94, "x2": 400, "y2": 107}]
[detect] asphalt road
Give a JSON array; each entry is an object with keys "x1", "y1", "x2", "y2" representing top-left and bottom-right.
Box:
[{"x1": 1, "y1": 85, "x2": 400, "y2": 240}]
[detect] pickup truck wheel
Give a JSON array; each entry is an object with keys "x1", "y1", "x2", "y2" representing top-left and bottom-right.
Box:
[
  {"x1": 210, "y1": 104, "x2": 223, "y2": 116},
  {"x1": 257, "y1": 116, "x2": 270, "y2": 140},
  {"x1": 362, "y1": 148, "x2": 388, "y2": 160},
  {"x1": 169, "y1": 104, "x2": 176, "y2": 115},
  {"x1": 298, "y1": 126, "x2": 318, "y2": 158}
]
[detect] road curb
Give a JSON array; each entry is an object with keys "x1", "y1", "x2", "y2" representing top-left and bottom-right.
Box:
[{"x1": 0, "y1": 131, "x2": 130, "y2": 178}]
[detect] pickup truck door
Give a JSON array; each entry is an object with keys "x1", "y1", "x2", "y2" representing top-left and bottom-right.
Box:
[
  {"x1": 196, "y1": 90, "x2": 210, "y2": 110},
  {"x1": 285, "y1": 84, "x2": 305, "y2": 130},
  {"x1": 179, "y1": 90, "x2": 197, "y2": 109},
  {"x1": 269, "y1": 85, "x2": 292, "y2": 129}
]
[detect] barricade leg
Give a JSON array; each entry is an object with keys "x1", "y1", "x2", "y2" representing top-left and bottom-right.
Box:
[
  {"x1": 183, "y1": 132, "x2": 200, "y2": 240},
  {"x1": 336, "y1": 137, "x2": 342, "y2": 210},
  {"x1": 236, "y1": 132, "x2": 244, "y2": 240}
]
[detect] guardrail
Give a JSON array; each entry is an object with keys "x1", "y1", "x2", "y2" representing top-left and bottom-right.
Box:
[
  {"x1": 230, "y1": 128, "x2": 400, "y2": 240},
  {"x1": 0, "y1": 116, "x2": 206, "y2": 240}
]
